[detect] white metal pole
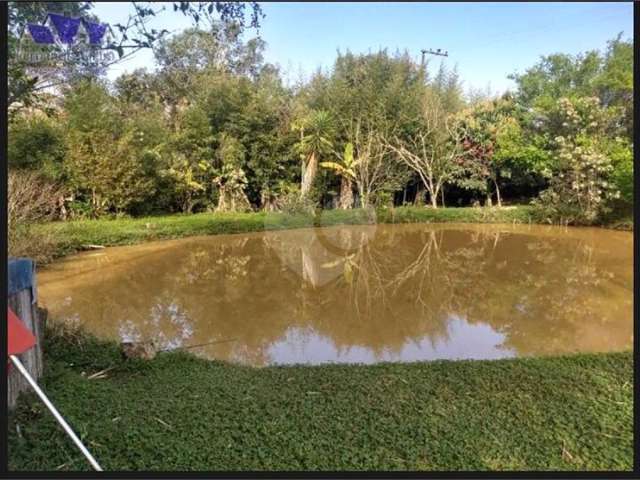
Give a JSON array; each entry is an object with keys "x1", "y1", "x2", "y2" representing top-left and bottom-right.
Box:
[{"x1": 9, "y1": 354, "x2": 103, "y2": 471}]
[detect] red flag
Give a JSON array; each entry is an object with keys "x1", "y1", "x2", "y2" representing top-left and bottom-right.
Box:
[{"x1": 8, "y1": 307, "x2": 36, "y2": 357}]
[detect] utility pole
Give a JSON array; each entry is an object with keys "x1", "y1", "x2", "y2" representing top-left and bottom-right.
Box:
[
  {"x1": 421, "y1": 48, "x2": 449, "y2": 64},
  {"x1": 420, "y1": 48, "x2": 449, "y2": 74}
]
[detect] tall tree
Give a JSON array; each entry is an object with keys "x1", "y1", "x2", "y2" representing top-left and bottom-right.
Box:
[
  {"x1": 386, "y1": 91, "x2": 464, "y2": 208},
  {"x1": 593, "y1": 35, "x2": 633, "y2": 140},
  {"x1": 453, "y1": 97, "x2": 520, "y2": 207},
  {"x1": 313, "y1": 50, "x2": 426, "y2": 206},
  {"x1": 509, "y1": 35, "x2": 632, "y2": 138},
  {"x1": 431, "y1": 62, "x2": 465, "y2": 114},
  {"x1": 293, "y1": 110, "x2": 335, "y2": 198},
  {"x1": 350, "y1": 118, "x2": 408, "y2": 208},
  {"x1": 63, "y1": 80, "x2": 164, "y2": 216},
  {"x1": 163, "y1": 104, "x2": 216, "y2": 213}
]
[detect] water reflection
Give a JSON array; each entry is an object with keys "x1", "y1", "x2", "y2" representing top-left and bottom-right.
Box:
[{"x1": 38, "y1": 223, "x2": 633, "y2": 366}]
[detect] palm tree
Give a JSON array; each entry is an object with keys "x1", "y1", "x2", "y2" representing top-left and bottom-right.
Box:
[
  {"x1": 321, "y1": 142, "x2": 357, "y2": 209},
  {"x1": 294, "y1": 110, "x2": 334, "y2": 197}
]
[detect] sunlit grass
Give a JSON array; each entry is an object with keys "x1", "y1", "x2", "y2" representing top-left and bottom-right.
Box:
[
  {"x1": 8, "y1": 327, "x2": 633, "y2": 471},
  {"x1": 34, "y1": 206, "x2": 536, "y2": 261}
]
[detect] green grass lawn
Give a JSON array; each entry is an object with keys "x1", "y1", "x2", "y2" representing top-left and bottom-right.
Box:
[
  {"x1": 8, "y1": 329, "x2": 633, "y2": 471},
  {"x1": 36, "y1": 206, "x2": 536, "y2": 260},
  {"x1": 30, "y1": 205, "x2": 632, "y2": 263}
]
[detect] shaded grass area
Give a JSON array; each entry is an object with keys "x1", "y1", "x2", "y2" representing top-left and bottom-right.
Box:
[
  {"x1": 35, "y1": 206, "x2": 536, "y2": 261},
  {"x1": 604, "y1": 215, "x2": 634, "y2": 232},
  {"x1": 8, "y1": 329, "x2": 633, "y2": 471}
]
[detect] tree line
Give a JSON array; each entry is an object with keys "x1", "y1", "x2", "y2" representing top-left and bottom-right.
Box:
[{"x1": 8, "y1": 19, "x2": 633, "y2": 226}]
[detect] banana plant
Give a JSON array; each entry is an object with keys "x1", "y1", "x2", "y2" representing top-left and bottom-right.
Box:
[{"x1": 320, "y1": 142, "x2": 358, "y2": 209}]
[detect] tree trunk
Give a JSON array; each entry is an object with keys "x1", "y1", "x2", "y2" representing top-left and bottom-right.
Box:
[
  {"x1": 261, "y1": 189, "x2": 278, "y2": 212},
  {"x1": 359, "y1": 188, "x2": 369, "y2": 209},
  {"x1": 183, "y1": 191, "x2": 194, "y2": 214},
  {"x1": 58, "y1": 194, "x2": 67, "y2": 220},
  {"x1": 217, "y1": 185, "x2": 228, "y2": 212},
  {"x1": 429, "y1": 189, "x2": 438, "y2": 208},
  {"x1": 485, "y1": 192, "x2": 493, "y2": 207},
  {"x1": 441, "y1": 185, "x2": 446, "y2": 208},
  {"x1": 301, "y1": 152, "x2": 317, "y2": 197},
  {"x1": 427, "y1": 179, "x2": 438, "y2": 208},
  {"x1": 494, "y1": 180, "x2": 502, "y2": 207},
  {"x1": 339, "y1": 177, "x2": 354, "y2": 209}
]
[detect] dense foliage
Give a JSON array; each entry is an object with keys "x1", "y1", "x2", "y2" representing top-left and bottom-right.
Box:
[{"x1": 8, "y1": 7, "x2": 633, "y2": 227}]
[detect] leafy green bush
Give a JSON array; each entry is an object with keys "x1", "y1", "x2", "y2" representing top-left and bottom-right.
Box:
[
  {"x1": 275, "y1": 185, "x2": 317, "y2": 215},
  {"x1": 531, "y1": 97, "x2": 623, "y2": 225},
  {"x1": 66, "y1": 199, "x2": 94, "y2": 219},
  {"x1": 63, "y1": 82, "x2": 164, "y2": 217},
  {"x1": 532, "y1": 140, "x2": 619, "y2": 225},
  {"x1": 372, "y1": 190, "x2": 394, "y2": 209},
  {"x1": 8, "y1": 115, "x2": 66, "y2": 180},
  {"x1": 608, "y1": 140, "x2": 633, "y2": 207}
]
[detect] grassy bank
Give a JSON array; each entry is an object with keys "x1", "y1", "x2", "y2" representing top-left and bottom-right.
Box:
[
  {"x1": 8, "y1": 329, "x2": 633, "y2": 471},
  {"x1": 35, "y1": 206, "x2": 536, "y2": 261}
]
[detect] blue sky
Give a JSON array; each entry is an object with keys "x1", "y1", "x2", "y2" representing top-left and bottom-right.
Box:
[{"x1": 93, "y1": 2, "x2": 633, "y2": 94}]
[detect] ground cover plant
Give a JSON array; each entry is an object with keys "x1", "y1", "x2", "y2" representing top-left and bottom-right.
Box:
[{"x1": 8, "y1": 327, "x2": 633, "y2": 471}]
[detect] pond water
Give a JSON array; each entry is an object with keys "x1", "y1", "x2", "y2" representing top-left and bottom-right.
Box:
[{"x1": 38, "y1": 223, "x2": 633, "y2": 366}]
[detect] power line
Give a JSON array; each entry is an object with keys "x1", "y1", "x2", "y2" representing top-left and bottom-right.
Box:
[{"x1": 464, "y1": 10, "x2": 627, "y2": 54}]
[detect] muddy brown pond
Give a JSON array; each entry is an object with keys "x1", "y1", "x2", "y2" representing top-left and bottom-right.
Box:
[{"x1": 38, "y1": 223, "x2": 633, "y2": 366}]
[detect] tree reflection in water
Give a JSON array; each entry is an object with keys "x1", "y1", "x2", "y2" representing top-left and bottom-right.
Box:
[{"x1": 38, "y1": 224, "x2": 632, "y2": 366}]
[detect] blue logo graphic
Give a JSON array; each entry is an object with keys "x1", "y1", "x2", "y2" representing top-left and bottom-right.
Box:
[{"x1": 27, "y1": 13, "x2": 108, "y2": 46}]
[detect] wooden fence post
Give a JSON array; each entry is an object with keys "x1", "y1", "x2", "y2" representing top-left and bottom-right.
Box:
[{"x1": 8, "y1": 257, "x2": 46, "y2": 410}]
